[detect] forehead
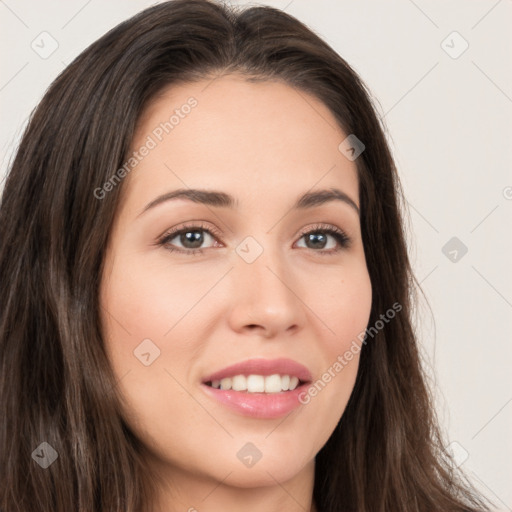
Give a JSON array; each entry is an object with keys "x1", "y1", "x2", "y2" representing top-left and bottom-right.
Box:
[{"x1": 123, "y1": 74, "x2": 359, "y2": 214}]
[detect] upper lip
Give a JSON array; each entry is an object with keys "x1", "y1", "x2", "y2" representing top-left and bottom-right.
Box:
[{"x1": 201, "y1": 358, "x2": 313, "y2": 384}]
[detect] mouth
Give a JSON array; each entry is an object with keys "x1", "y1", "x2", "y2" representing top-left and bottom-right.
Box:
[
  {"x1": 200, "y1": 358, "x2": 313, "y2": 418},
  {"x1": 200, "y1": 376, "x2": 311, "y2": 419}
]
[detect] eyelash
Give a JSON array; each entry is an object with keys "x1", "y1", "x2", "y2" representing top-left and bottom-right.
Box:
[{"x1": 156, "y1": 222, "x2": 351, "y2": 256}]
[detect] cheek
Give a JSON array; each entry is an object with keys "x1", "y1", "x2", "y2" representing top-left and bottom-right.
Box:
[
  {"x1": 98, "y1": 250, "x2": 206, "y2": 418},
  {"x1": 303, "y1": 265, "x2": 371, "y2": 425},
  {"x1": 314, "y1": 262, "x2": 373, "y2": 348},
  {"x1": 99, "y1": 255, "x2": 214, "y2": 460},
  {"x1": 100, "y1": 249, "x2": 220, "y2": 350}
]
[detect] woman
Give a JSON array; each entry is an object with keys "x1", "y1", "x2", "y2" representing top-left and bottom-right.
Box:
[{"x1": 0, "y1": 1, "x2": 493, "y2": 510}]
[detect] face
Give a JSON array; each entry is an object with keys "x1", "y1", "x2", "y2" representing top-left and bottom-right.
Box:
[{"x1": 99, "y1": 74, "x2": 372, "y2": 500}]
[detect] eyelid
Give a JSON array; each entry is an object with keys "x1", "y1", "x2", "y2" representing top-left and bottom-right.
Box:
[
  {"x1": 156, "y1": 221, "x2": 223, "y2": 246},
  {"x1": 295, "y1": 223, "x2": 350, "y2": 244}
]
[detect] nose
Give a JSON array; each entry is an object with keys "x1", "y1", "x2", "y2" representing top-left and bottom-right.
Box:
[{"x1": 226, "y1": 244, "x2": 306, "y2": 338}]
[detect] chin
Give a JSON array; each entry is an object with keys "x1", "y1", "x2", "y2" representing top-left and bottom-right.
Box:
[{"x1": 214, "y1": 459, "x2": 312, "y2": 488}]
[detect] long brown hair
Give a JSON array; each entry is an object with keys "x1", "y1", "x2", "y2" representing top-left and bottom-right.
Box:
[{"x1": 0, "y1": 1, "x2": 493, "y2": 510}]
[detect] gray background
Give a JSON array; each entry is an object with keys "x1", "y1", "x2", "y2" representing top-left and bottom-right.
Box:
[{"x1": 1, "y1": 0, "x2": 511, "y2": 509}]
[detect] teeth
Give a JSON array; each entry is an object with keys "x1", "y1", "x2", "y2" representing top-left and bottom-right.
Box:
[
  {"x1": 264, "y1": 374, "x2": 281, "y2": 393},
  {"x1": 289, "y1": 376, "x2": 299, "y2": 390},
  {"x1": 209, "y1": 374, "x2": 302, "y2": 392},
  {"x1": 220, "y1": 377, "x2": 231, "y2": 390},
  {"x1": 247, "y1": 374, "x2": 265, "y2": 392},
  {"x1": 232, "y1": 375, "x2": 247, "y2": 391}
]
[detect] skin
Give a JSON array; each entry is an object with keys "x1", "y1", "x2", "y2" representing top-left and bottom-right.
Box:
[{"x1": 99, "y1": 74, "x2": 372, "y2": 512}]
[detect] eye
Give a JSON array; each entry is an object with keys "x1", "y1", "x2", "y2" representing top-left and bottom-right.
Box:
[
  {"x1": 157, "y1": 222, "x2": 221, "y2": 255},
  {"x1": 156, "y1": 222, "x2": 351, "y2": 255},
  {"x1": 295, "y1": 224, "x2": 351, "y2": 254}
]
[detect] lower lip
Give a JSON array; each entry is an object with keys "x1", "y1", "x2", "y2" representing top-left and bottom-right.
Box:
[{"x1": 200, "y1": 383, "x2": 309, "y2": 419}]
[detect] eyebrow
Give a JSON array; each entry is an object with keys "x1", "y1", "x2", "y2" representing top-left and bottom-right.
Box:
[{"x1": 137, "y1": 187, "x2": 360, "y2": 217}]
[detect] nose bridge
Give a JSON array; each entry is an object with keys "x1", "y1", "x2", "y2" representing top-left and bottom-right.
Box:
[
  {"x1": 239, "y1": 244, "x2": 287, "y2": 297},
  {"x1": 228, "y1": 233, "x2": 303, "y2": 334}
]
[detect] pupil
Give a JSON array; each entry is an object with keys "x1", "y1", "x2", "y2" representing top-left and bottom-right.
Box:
[
  {"x1": 182, "y1": 231, "x2": 203, "y2": 248},
  {"x1": 307, "y1": 233, "x2": 326, "y2": 249}
]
